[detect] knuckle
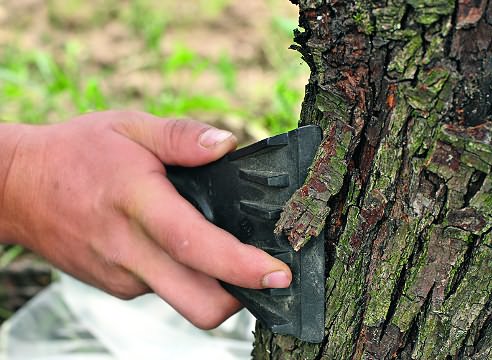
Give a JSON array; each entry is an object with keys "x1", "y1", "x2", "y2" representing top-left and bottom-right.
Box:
[
  {"x1": 189, "y1": 311, "x2": 227, "y2": 330},
  {"x1": 112, "y1": 178, "x2": 143, "y2": 217},
  {"x1": 162, "y1": 119, "x2": 186, "y2": 156},
  {"x1": 108, "y1": 110, "x2": 140, "y2": 129},
  {"x1": 105, "y1": 273, "x2": 148, "y2": 300},
  {"x1": 161, "y1": 119, "x2": 208, "y2": 163},
  {"x1": 103, "y1": 245, "x2": 125, "y2": 266},
  {"x1": 166, "y1": 234, "x2": 191, "y2": 263},
  {"x1": 111, "y1": 289, "x2": 137, "y2": 301},
  {"x1": 164, "y1": 118, "x2": 183, "y2": 136},
  {"x1": 93, "y1": 235, "x2": 128, "y2": 267},
  {"x1": 107, "y1": 282, "x2": 136, "y2": 300},
  {"x1": 187, "y1": 296, "x2": 237, "y2": 330},
  {"x1": 109, "y1": 110, "x2": 151, "y2": 139}
]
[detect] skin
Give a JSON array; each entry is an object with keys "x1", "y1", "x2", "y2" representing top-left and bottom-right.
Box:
[{"x1": 0, "y1": 111, "x2": 292, "y2": 330}]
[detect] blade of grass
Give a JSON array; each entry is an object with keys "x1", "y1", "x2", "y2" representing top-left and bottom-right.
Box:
[{"x1": 0, "y1": 245, "x2": 24, "y2": 268}]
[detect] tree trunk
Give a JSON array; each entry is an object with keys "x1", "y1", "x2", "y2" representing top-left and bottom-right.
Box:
[{"x1": 253, "y1": 0, "x2": 492, "y2": 359}]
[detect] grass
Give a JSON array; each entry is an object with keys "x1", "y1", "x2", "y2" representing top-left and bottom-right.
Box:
[
  {"x1": 0, "y1": 246, "x2": 25, "y2": 268},
  {"x1": 0, "y1": 1, "x2": 307, "y2": 134},
  {"x1": 0, "y1": 245, "x2": 25, "y2": 321},
  {"x1": 125, "y1": 0, "x2": 168, "y2": 50},
  {"x1": 0, "y1": 43, "x2": 109, "y2": 123},
  {"x1": 0, "y1": 41, "x2": 305, "y2": 131}
]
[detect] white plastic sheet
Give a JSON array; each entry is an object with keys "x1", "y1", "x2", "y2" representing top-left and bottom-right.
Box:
[{"x1": 0, "y1": 274, "x2": 255, "y2": 360}]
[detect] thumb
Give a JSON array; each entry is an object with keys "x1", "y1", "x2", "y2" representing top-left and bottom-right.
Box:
[{"x1": 113, "y1": 111, "x2": 237, "y2": 166}]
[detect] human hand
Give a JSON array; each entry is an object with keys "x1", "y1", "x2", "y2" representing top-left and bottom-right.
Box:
[{"x1": 0, "y1": 111, "x2": 292, "y2": 329}]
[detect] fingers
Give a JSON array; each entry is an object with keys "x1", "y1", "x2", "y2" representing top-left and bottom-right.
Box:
[
  {"x1": 110, "y1": 111, "x2": 237, "y2": 166},
  {"x1": 120, "y1": 226, "x2": 242, "y2": 329},
  {"x1": 123, "y1": 174, "x2": 292, "y2": 290}
]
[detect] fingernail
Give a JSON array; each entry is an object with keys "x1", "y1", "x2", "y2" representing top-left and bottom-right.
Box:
[
  {"x1": 199, "y1": 128, "x2": 233, "y2": 149},
  {"x1": 262, "y1": 271, "x2": 291, "y2": 289}
]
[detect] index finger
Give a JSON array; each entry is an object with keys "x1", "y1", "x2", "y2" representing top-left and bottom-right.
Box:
[{"x1": 124, "y1": 174, "x2": 292, "y2": 289}]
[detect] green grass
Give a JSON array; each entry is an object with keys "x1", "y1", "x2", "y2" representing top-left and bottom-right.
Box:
[
  {"x1": 125, "y1": 0, "x2": 168, "y2": 50},
  {"x1": 0, "y1": 244, "x2": 25, "y2": 322},
  {"x1": 0, "y1": 1, "x2": 306, "y2": 131},
  {"x1": 0, "y1": 42, "x2": 304, "y2": 132},
  {"x1": 0, "y1": 246, "x2": 25, "y2": 268},
  {"x1": 0, "y1": 43, "x2": 109, "y2": 123}
]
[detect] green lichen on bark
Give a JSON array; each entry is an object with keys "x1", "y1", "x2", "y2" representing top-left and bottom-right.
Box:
[
  {"x1": 388, "y1": 35, "x2": 422, "y2": 79},
  {"x1": 407, "y1": 0, "x2": 455, "y2": 25},
  {"x1": 363, "y1": 220, "x2": 417, "y2": 327},
  {"x1": 320, "y1": 253, "x2": 368, "y2": 359},
  {"x1": 255, "y1": 0, "x2": 492, "y2": 359},
  {"x1": 413, "y1": 232, "x2": 492, "y2": 358}
]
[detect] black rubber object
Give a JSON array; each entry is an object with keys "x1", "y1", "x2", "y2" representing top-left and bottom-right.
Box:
[{"x1": 166, "y1": 125, "x2": 325, "y2": 343}]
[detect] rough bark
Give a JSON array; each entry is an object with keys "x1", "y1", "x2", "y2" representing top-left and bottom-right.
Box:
[{"x1": 254, "y1": 0, "x2": 492, "y2": 359}]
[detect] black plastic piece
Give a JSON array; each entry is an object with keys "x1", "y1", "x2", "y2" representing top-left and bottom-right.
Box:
[{"x1": 166, "y1": 125, "x2": 325, "y2": 343}]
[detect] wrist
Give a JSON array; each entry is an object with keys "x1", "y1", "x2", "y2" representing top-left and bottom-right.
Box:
[{"x1": 0, "y1": 123, "x2": 35, "y2": 244}]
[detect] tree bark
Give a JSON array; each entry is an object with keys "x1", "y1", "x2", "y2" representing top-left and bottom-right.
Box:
[{"x1": 253, "y1": 0, "x2": 492, "y2": 359}]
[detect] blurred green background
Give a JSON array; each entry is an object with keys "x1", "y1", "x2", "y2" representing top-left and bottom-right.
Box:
[
  {"x1": 0, "y1": 0, "x2": 307, "y2": 321},
  {"x1": 0, "y1": 0, "x2": 308, "y2": 141}
]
